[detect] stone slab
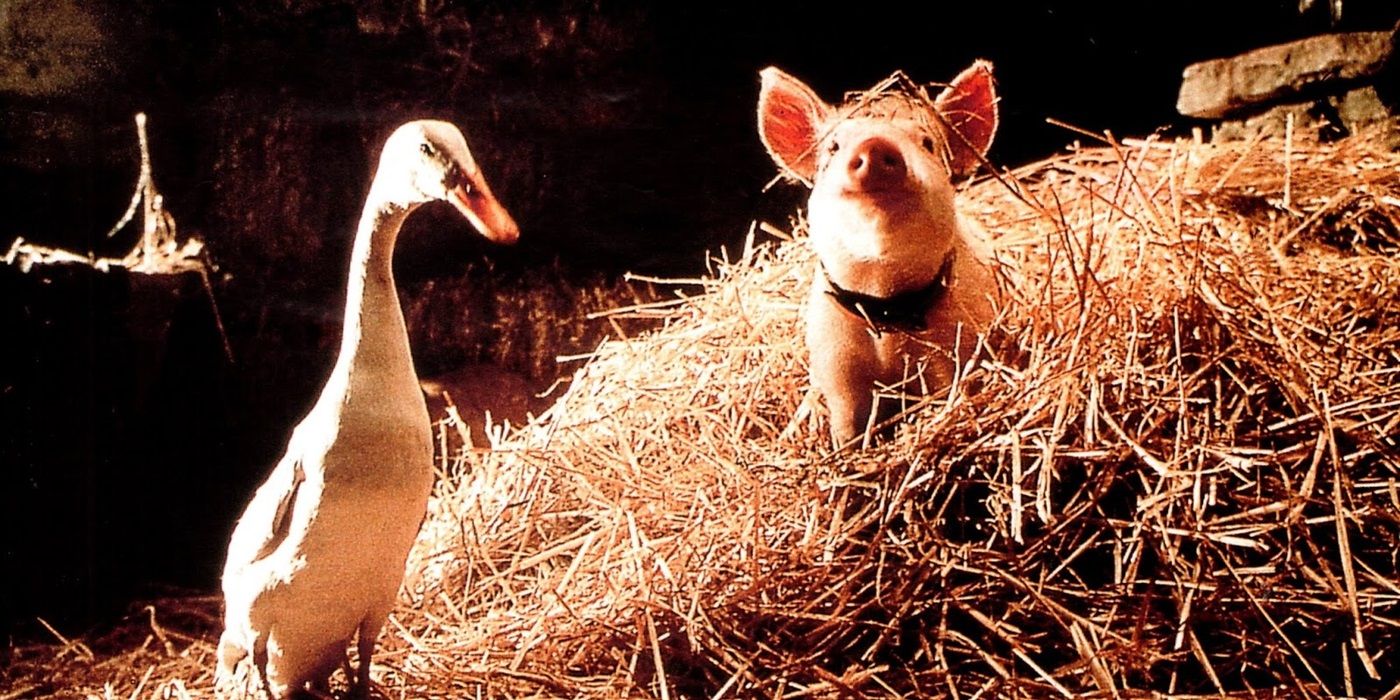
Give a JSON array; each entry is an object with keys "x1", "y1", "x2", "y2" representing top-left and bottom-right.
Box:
[{"x1": 1178, "y1": 30, "x2": 1394, "y2": 119}]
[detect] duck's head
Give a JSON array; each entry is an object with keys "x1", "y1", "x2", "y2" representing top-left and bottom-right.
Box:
[{"x1": 380, "y1": 120, "x2": 519, "y2": 245}]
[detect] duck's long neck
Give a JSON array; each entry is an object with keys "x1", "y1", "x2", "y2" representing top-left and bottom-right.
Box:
[{"x1": 329, "y1": 181, "x2": 420, "y2": 399}]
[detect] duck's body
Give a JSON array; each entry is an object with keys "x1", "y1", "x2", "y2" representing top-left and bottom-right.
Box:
[{"x1": 217, "y1": 120, "x2": 518, "y2": 697}]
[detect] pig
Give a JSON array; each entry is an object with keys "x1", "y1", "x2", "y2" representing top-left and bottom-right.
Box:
[{"x1": 757, "y1": 62, "x2": 1002, "y2": 448}]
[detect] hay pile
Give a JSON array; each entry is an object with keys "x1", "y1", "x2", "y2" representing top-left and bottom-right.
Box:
[
  {"x1": 8, "y1": 124, "x2": 1399, "y2": 699},
  {"x1": 384, "y1": 124, "x2": 1400, "y2": 697}
]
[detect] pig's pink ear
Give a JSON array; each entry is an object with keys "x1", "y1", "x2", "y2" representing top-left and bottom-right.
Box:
[
  {"x1": 758, "y1": 67, "x2": 831, "y2": 184},
  {"x1": 934, "y1": 60, "x2": 998, "y2": 177}
]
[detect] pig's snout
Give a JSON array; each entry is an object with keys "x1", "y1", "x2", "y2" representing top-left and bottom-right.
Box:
[{"x1": 845, "y1": 137, "x2": 907, "y2": 192}]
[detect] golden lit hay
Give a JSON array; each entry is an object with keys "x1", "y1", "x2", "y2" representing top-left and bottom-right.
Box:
[
  {"x1": 391, "y1": 124, "x2": 1400, "y2": 698},
  {"x1": 11, "y1": 125, "x2": 1399, "y2": 699}
]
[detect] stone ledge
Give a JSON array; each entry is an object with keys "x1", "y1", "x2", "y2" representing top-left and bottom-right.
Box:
[{"x1": 1177, "y1": 29, "x2": 1395, "y2": 119}]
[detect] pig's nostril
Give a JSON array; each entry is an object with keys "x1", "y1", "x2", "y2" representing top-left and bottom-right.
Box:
[
  {"x1": 867, "y1": 147, "x2": 903, "y2": 171},
  {"x1": 845, "y1": 139, "x2": 907, "y2": 190}
]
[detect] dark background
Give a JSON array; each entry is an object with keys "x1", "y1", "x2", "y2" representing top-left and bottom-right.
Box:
[{"x1": 2, "y1": 0, "x2": 1396, "y2": 635}]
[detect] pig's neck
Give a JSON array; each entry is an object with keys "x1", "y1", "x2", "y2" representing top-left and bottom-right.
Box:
[
  {"x1": 814, "y1": 224, "x2": 958, "y2": 299},
  {"x1": 821, "y1": 251, "x2": 956, "y2": 333}
]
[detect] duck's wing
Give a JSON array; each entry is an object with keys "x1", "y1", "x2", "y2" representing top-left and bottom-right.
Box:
[
  {"x1": 223, "y1": 453, "x2": 307, "y2": 573},
  {"x1": 254, "y1": 456, "x2": 305, "y2": 562}
]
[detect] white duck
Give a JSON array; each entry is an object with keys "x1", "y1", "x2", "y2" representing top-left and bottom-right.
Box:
[{"x1": 216, "y1": 120, "x2": 518, "y2": 698}]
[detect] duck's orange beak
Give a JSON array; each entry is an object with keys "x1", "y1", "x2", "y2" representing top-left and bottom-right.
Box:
[{"x1": 447, "y1": 179, "x2": 519, "y2": 245}]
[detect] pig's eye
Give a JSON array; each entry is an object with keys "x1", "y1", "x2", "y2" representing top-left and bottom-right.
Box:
[{"x1": 921, "y1": 136, "x2": 936, "y2": 154}]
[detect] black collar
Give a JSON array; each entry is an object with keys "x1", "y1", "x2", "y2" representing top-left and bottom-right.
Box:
[{"x1": 822, "y1": 252, "x2": 955, "y2": 334}]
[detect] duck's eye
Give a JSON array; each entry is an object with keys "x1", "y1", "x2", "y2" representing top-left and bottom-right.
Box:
[
  {"x1": 827, "y1": 140, "x2": 840, "y2": 155},
  {"x1": 444, "y1": 163, "x2": 462, "y2": 185},
  {"x1": 921, "y1": 136, "x2": 936, "y2": 153},
  {"x1": 420, "y1": 142, "x2": 437, "y2": 157}
]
